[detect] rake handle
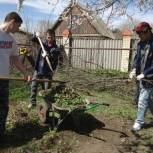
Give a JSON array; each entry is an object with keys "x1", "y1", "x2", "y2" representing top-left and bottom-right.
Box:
[{"x1": 0, "y1": 77, "x2": 66, "y2": 83}]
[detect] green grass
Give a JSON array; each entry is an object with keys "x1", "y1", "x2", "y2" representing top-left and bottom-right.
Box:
[
  {"x1": 9, "y1": 69, "x2": 134, "y2": 120},
  {"x1": 9, "y1": 82, "x2": 30, "y2": 101},
  {"x1": 87, "y1": 69, "x2": 128, "y2": 77},
  {"x1": 84, "y1": 92, "x2": 136, "y2": 120}
]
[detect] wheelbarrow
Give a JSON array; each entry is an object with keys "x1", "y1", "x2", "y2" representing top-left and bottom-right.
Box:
[
  {"x1": 37, "y1": 98, "x2": 109, "y2": 130},
  {"x1": 0, "y1": 76, "x2": 67, "y2": 126}
]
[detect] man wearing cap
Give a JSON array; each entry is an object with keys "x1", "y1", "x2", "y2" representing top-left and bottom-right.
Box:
[{"x1": 129, "y1": 22, "x2": 153, "y2": 132}]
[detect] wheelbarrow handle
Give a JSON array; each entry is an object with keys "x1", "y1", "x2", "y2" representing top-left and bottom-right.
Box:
[{"x1": 86, "y1": 102, "x2": 110, "y2": 110}]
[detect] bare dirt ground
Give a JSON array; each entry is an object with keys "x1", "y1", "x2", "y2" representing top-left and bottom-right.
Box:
[
  {"x1": 0, "y1": 112, "x2": 130, "y2": 153},
  {"x1": 60, "y1": 117, "x2": 131, "y2": 153},
  {"x1": 0, "y1": 103, "x2": 151, "y2": 153}
]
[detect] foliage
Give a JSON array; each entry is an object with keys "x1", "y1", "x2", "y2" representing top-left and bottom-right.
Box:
[
  {"x1": 41, "y1": 83, "x2": 86, "y2": 109},
  {"x1": 82, "y1": 0, "x2": 153, "y2": 26}
]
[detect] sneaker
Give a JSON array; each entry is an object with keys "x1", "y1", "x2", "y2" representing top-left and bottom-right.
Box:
[
  {"x1": 28, "y1": 103, "x2": 36, "y2": 109},
  {"x1": 131, "y1": 122, "x2": 142, "y2": 132}
]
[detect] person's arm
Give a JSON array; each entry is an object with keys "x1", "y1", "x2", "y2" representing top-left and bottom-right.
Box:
[
  {"x1": 129, "y1": 46, "x2": 139, "y2": 79},
  {"x1": 34, "y1": 48, "x2": 42, "y2": 71},
  {"x1": 11, "y1": 55, "x2": 28, "y2": 77},
  {"x1": 137, "y1": 43, "x2": 153, "y2": 80},
  {"x1": 132, "y1": 52, "x2": 137, "y2": 69},
  {"x1": 53, "y1": 54, "x2": 60, "y2": 73},
  {"x1": 49, "y1": 47, "x2": 60, "y2": 71},
  {"x1": 143, "y1": 56, "x2": 153, "y2": 78}
]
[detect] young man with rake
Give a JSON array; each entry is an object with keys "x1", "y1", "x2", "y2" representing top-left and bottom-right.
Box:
[
  {"x1": 0, "y1": 12, "x2": 31, "y2": 142},
  {"x1": 28, "y1": 29, "x2": 60, "y2": 109},
  {"x1": 129, "y1": 22, "x2": 153, "y2": 132}
]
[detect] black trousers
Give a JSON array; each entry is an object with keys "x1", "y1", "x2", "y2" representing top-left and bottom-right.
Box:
[{"x1": 0, "y1": 80, "x2": 9, "y2": 136}]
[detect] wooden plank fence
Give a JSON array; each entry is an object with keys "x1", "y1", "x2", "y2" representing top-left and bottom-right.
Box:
[
  {"x1": 71, "y1": 37, "x2": 123, "y2": 70},
  {"x1": 57, "y1": 36, "x2": 135, "y2": 71}
]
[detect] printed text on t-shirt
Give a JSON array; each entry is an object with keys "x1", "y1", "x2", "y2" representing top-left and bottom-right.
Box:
[{"x1": 0, "y1": 41, "x2": 13, "y2": 49}]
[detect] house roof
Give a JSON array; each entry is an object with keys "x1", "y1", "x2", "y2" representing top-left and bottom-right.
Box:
[{"x1": 52, "y1": 2, "x2": 115, "y2": 39}]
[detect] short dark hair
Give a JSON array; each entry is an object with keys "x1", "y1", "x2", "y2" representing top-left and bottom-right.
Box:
[
  {"x1": 46, "y1": 29, "x2": 55, "y2": 36},
  {"x1": 4, "y1": 12, "x2": 23, "y2": 23}
]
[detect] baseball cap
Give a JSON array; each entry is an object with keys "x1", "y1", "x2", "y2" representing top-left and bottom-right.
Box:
[{"x1": 135, "y1": 22, "x2": 152, "y2": 33}]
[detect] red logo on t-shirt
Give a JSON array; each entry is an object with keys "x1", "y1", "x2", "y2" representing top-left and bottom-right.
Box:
[{"x1": 0, "y1": 41, "x2": 13, "y2": 49}]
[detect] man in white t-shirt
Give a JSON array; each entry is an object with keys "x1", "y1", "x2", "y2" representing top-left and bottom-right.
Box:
[{"x1": 0, "y1": 12, "x2": 30, "y2": 143}]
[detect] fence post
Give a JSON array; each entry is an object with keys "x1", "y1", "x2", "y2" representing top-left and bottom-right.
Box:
[
  {"x1": 62, "y1": 29, "x2": 72, "y2": 65},
  {"x1": 120, "y1": 29, "x2": 132, "y2": 72}
]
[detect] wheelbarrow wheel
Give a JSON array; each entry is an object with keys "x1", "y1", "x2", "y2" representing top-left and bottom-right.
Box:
[{"x1": 38, "y1": 103, "x2": 50, "y2": 123}]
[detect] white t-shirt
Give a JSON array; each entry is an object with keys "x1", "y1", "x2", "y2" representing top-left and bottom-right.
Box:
[{"x1": 0, "y1": 29, "x2": 18, "y2": 77}]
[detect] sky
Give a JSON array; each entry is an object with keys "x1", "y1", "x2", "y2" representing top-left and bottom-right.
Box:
[
  {"x1": 0, "y1": 0, "x2": 153, "y2": 33},
  {"x1": 0, "y1": 0, "x2": 69, "y2": 32}
]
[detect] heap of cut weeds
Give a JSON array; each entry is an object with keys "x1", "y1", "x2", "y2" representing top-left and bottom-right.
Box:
[{"x1": 41, "y1": 83, "x2": 86, "y2": 109}]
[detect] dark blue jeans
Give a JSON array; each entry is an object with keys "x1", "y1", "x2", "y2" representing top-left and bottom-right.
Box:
[{"x1": 30, "y1": 71, "x2": 52, "y2": 105}]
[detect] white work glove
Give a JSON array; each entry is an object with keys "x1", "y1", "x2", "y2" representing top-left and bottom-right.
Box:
[
  {"x1": 136, "y1": 74, "x2": 144, "y2": 80},
  {"x1": 36, "y1": 31, "x2": 41, "y2": 37},
  {"x1": 42, "y1": 52, "x2": 48, "y2": 58},
  {"x1": 129, "y1": 69, "x2": 136, "y2": 79}
]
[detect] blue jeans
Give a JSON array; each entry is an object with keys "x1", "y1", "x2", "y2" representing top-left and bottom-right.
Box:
[
  {"x1": 30, "y1": 71, "x2": 52, "y2": 104},
  {"x1": 135, "y1": 81, "x2": 153, "y2": 125}
]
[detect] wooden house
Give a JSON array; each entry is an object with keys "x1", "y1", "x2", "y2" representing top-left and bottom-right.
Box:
[
  {"x1": 51, "y1": 2, "x2": 134, "y2": 72},
  {"x1": 52, "y1": 2, "x2": 115, "y2": 39}
]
